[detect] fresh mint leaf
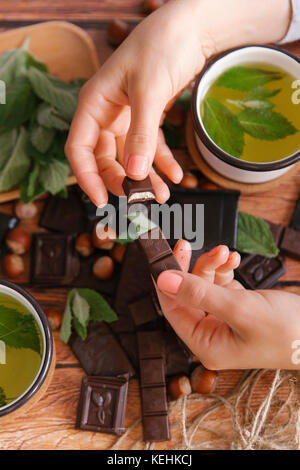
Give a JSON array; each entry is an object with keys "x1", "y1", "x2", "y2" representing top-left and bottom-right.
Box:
[
  {"x1": 37, "y1": 103, "x2": 70, "y2": 131},
  {"x1": 27, "y1": 67, "x2": 78, "y2": 121},
  {"x1": 237, "y1": 212, "x2": 279, "y2": 258},
  {"x1": 202, "y1": 97, "x2": 244, "y2": 158},
  {"x1": 0, "y1": 38, "x2": 28, "y2": 84},
  {"x1": 38, "y1": 159, "x2": 69, "y2": 195},
  {"x1": 245, "y1": 87, "x2": 281, "y2": 100},
  {"x1": 0, "y1": 76, "x2": 38, "y2": 129},
  {"x1": 20, "y1": 161, "x2": 44, "y2": 203},
  {"x1": 30, "y1": 125, "x2": 55, "y2": 154},
  {"x1": 238, "y1": 108, "x2": 297, "y2": 141},
  {"x1": 72, "y1": 315, "x2": 86, "y2": 340},
  {"x1": 216, "y1": 67, "x2": 284, "y2": 91},
  {"x1": 0, "y1": 127, "x2": 30, "y2": 191},
  {"x1": 25, "y1": 52, "x2": 47, "y2": 73},
  {"x1": 227, "y1": 98, "x2": 274, "y2": 110},
  {"x1": 60, "y1": 291, "x2": 73, "y2": 344},
  {"x1": 72, "y1": 291, "x2": 90, "y2": 329},
  {"x1": 0, "y1": 129, "x2": 17, "y2": 170},
  {"x1": 0, "y1": 306, "x2": 41, "y2": 355}
]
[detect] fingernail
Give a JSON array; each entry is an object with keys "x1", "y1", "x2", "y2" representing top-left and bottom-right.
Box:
[
  {"x1": 126, "y1": 154, "x2": 148, "y2": 177},
  {"x1": 157, "y1": 271, "x2": 183, "y2": 295},
  {"x1": 207, "y1": 246, "x2": 219, "y2": 257}
]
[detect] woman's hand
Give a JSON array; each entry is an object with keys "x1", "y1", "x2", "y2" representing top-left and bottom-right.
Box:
[
  {"x1": 65, "y1": 0, "x2": 291, "y2": 207},
  {"x1": 157, "y1": 240, "x2": 300, "y2": 370}
]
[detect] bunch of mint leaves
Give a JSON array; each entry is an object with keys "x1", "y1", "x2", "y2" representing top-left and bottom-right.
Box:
[
  {"x1": 202, "y1": 66, "x2": 298, "y2": 158},
  {"x1": 0, "y1": 37, "x2": 86, "y2": 202},
  {"x1": 60, "y1": 288, "x2": 118, "y2": 343}
]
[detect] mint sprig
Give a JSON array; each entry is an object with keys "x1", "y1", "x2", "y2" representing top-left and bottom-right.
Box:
[
  {"x1": 237, "y1": 212, "x2": 279, "y2": 258},
  {"x1": 216, "y1": 66, "x2": 284, "y2": 91},
  {"x1": 0, "y1": 307, "x2": 41, "y2": 355}
]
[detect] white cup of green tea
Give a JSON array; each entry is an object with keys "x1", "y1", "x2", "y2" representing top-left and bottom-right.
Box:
[
  {"x1": 0, "y1": 280, "x2": 53, "y2": 418},
  {"x1": 192, "y1": 46, "x2": 300, "y2": 184}
]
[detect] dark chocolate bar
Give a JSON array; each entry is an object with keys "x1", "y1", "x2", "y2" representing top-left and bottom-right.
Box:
[
  {"x1": 266, "y1": 220, "x2": 285, "y2": 246},
  {"x1": 31, "y1": 233, "x2": 80, "y2": 286},
  {"x1": 39, "y1": 191, "x2": 87, "y2": 234},
  {"x1": 280, "y1": 227, "x2": 300, "y2": 260},
  {"x1": 137, "y1": 330, "x2": 170, "y2": 442},
  {"x1": 137, "y1": 227, "x2": 181, "y2": 281},
  {"x1": 129, "y1": 295, "x2": 158, "y2": 327},
  {"x1": 76, "y1": 375, "x2": 128, "y2": 435},
  {"x1": 290, "y1": 195, "x2": 300, "y2": 232},
  {"x1": 123, "y1": 176, "x2": 155, "y2": 204},
  {"x1": 235, "y1": 254, "x2": 286, "y2": 289},
  {"x1": 70, "y1": 321, "x2": 135, "y2": 378}
]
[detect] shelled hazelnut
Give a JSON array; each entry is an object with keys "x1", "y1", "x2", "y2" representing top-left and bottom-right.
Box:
[
  {"x1": 6, "y1": 227, "x2": 31, "y2": 255},
  {"x1": 143, "y1": 0, "x2": 165, "y2": 14},
  {"x1": 2, "y1": 254, "x2": 25, "y2": 278},
  {"x1": 75, "y1": 233, "x2": 94, "y2": 257},
  {"x1": 93, "y1": 256, "x2": 114, "y2": 280},
  {"x1": 190, "y1": 366, "x2": 218, "y2": 394},
  {"x1": 46, "y1": 309, "x2": 62, "y2": 331},
  {"x1": 179, "y1": 172, "x2": 199, "y2": 189},
  {"x1": 14, "y1": 200, "x2": 38, "y2": 220},
  {"x1": 168, "y1": 375, "x2": 192, "y2": 400},
  {"x1": 112, "y1": 243, "x2": 126, "y2": 263},
  {"x1": 107, "y1": 19, "x2": 131, "y2": 47},
  {"x1": 92, "y1": 224, "x2": 117, "y2": 249}
]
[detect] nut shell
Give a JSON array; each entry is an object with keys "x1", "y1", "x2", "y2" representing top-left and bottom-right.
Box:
[
  {"x1": 190, "y1": 366, "x2": 218, "y2": 394},
  {"x1": 2, "y1": 254, "x2": 25, "y2": 278},
  {"x1": 6, "y1": 227, "x2": 31, "y2": 255},
  {"x1": 93, "y1": 256, "x2": 114, "y2": 280},
  {"x1": 168, "y1": 375, "x2": 192, "y2": 400}
]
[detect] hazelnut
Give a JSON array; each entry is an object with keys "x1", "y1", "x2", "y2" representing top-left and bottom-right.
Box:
[
  {"x1": 112, "y1": 243, "x2": 126, "y2": 263},
  {"x1": 93, "y1": 256, "x2": 114, "y2": 280},
  {"x1": 165, "y1": 105, "x2": 185, "y2": 127},
  {"x1": 201, "y1": 183, "x2": 219, "y2": 190},
  {"x1": 2, "y1": 254, "x2": 24, "y2": 278},
  {"x1": 168, "y1": 375, "x2": 192, "y2": 400},
  {"x1": 143, "y1": 0, "x2": 165, "y2": 14},
  {"x1": 75, "y1": 233, "x2": 94, "y2": 257},
  {"x1": 100, "y1": 241, "x2": 115, "y2": 250},
  {"x1": 190, "y1": 366, "x2": 218, "y2": 394},
  {"x1": 107, "y1": 19, "x2": 130, "y2": 47},
  {"x1": 46, "y1": 309, "x2": 62, "y2": 330},
  {"x1": 179, "y1": 172, "x2": 198, "y2": 189},
  {"x1": 6, "y1": 227, "x2": 31, "y2": 255},
  {"x1": 14, "y1": 200, "x2": 38, "y2": 220},
  {"x1": 92, "y1": 223, "x2": 116, "y2": 249}
]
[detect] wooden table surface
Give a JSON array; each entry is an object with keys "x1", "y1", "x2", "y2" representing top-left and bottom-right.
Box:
[{"x1": 0, "y1": 0, "x2": 300, "y2": 450}]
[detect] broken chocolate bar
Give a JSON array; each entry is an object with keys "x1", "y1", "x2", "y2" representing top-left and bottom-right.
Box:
[
  {"x1": 129, "y1": 295, "x2": 158, "y2": 327},
  {"x1": 76, "y1": 375, "x2": 128, "y2": 435},
  {"x1": 138, "y1": 227, "x2": 181, "y2": 281},
  {"x1": 280, "y1": 227, "x2": 300, "y2": 260},
  {"x1": 31, "y1": 233, "x2": 80, "y2": 286},
  {"x1": 123, "y1": 176, "x2": 155, "y2": 204},
  {"x1": 39, "y1": 191, "x2": 87, "y2": 234},
  {"x1": 235, "y1": 254, "x2": 286, "y2": 289},
  {"x1": 137, "y1": 330, "x2": 170, "y2": 442},
  {"x1": 70, "y1": 321, "x2": 135, "y2": 378}
]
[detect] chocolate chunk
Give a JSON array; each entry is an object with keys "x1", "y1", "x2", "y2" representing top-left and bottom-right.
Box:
[
  {"x1": 76, "y1": 375, "x2": 128, "y2": 435},
  {"x1": 137, "y1": 330, "x2": 164, "y2": 359},
  {"x1": 118, "y1": 332, "x2": 139, "y2": 371},
  {"x1": 140, "y1": 358, "x2": 165, "y2": 387},
  {"x1": 123, "y1": 176, "x2": 155, "y2": 204},
  {"x1": 142, "y1": 414, "x2": 170, "y2": 442},
  {"x1": 235, "y1": 254, "x2": 286, "y2": 289},
  {"x1": 141, "y1": 386, "x2": 168, "y2": 415},
  {"x1": 290, "y1": 195, "x2": 300, "y2": 232},
  {"x1": 39, "y1": 191, "x2": 87, "y2": 234},
  {"x1": 137, "y1": 227, "x2": 181, "y2": 281},
  {"x1": 31, "y1": 233, "x2": 80, "y2": 286},
  {"x1": 129, "y1": 295, "x2": 158, "y2": 327},
  {"x1": 70, "y1": 321, "x2": 135, "y2": 378},
  {"x1": 71, "y1": 252, "x2": 119, "y2": 296},
  {"x1": 280, "y1": 227, "x2": 300, "y2": 260}
]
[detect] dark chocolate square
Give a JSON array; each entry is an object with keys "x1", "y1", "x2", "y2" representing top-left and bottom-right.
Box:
[
  {"x1": 123, "y1": 176, "x2": 155, "y2": 204},
  {"x1": 31, "y1": 233, "x2": 80, "y2": 286},
  {"x1": 141, "y1": 386, "x2": 168, "y2": 415},
  {"x1": 39, "y1": 191, "x2": 87, "y2": 234},
  {"x1": 129, "y1": 295, "x2": 158, "y2": 327},
  {"x1": 235, "y1": 254, "x2": 286, "y2": 289},
  {"x1": 138, "y1": 227, "x2": 172, "y2": 264},
  {"x1": 280, "y1": 227, "x2": 300, "y2": 260},
  {"x1": 140, "y1": 358, "x2": 165, "y2": 387},
  {"x1": 142, "y1": 414, "x2": 170, "y2": 442},
  {"x1": 76, "y1": 375, "x2": 128, "y2": 435},
  {"x1": 70, "y1": 321, "x2": 135, "y2": 377},
  {"x1": 137, "y1": 330, "x2": 164, "y2": 359},
  {"x1": 150, "y1": 253, "x2": 181, "y2": 281}
]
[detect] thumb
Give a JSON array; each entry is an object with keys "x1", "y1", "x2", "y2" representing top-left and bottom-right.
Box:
[{"x1": 124, "y1": 89, "x2": 165, "y2": 180}]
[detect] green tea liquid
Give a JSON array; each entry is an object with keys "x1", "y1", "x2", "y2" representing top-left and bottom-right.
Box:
[
  {"x1": 0, "y1": 293, "x2": 43, "y2": 408},
  {"x1": 202, "y1": 63, "x2": 300, "y2": 163}
]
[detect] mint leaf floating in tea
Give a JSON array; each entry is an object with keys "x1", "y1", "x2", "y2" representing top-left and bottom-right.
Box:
[
  {"x1": 216, "y1": 66, "x2": 284, "y2": 91},
  {"x1": 237, "y1": 212, "x2": 279, "y2": 258},
  {"x1": 227, "y1": 98, "x2": 274, "y2": 110},
  {"x1": 202, "y1": 97, "x2": 244, "y2": 158},
  {"x1": 245, "y1": 87, "x2": 281, "y2": 100},
  {"x1": 0, "y1": 387, "x2": 7, "y2": 407},
  {"x1": 30, "y1": 125, "x2": 55, "y2": 154},
  {"x1": 238, "y1": 108, "x2": 297, "y2": 141},
  {"x1": 0, "y1": 77, "x2": 38, "y2": 129},
  {"x1": 0, "y1": 127, "x2": 31, "y2": 192},
  {"x1": 0, "y1": 306, "x2": 41, "y2": 355}
]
